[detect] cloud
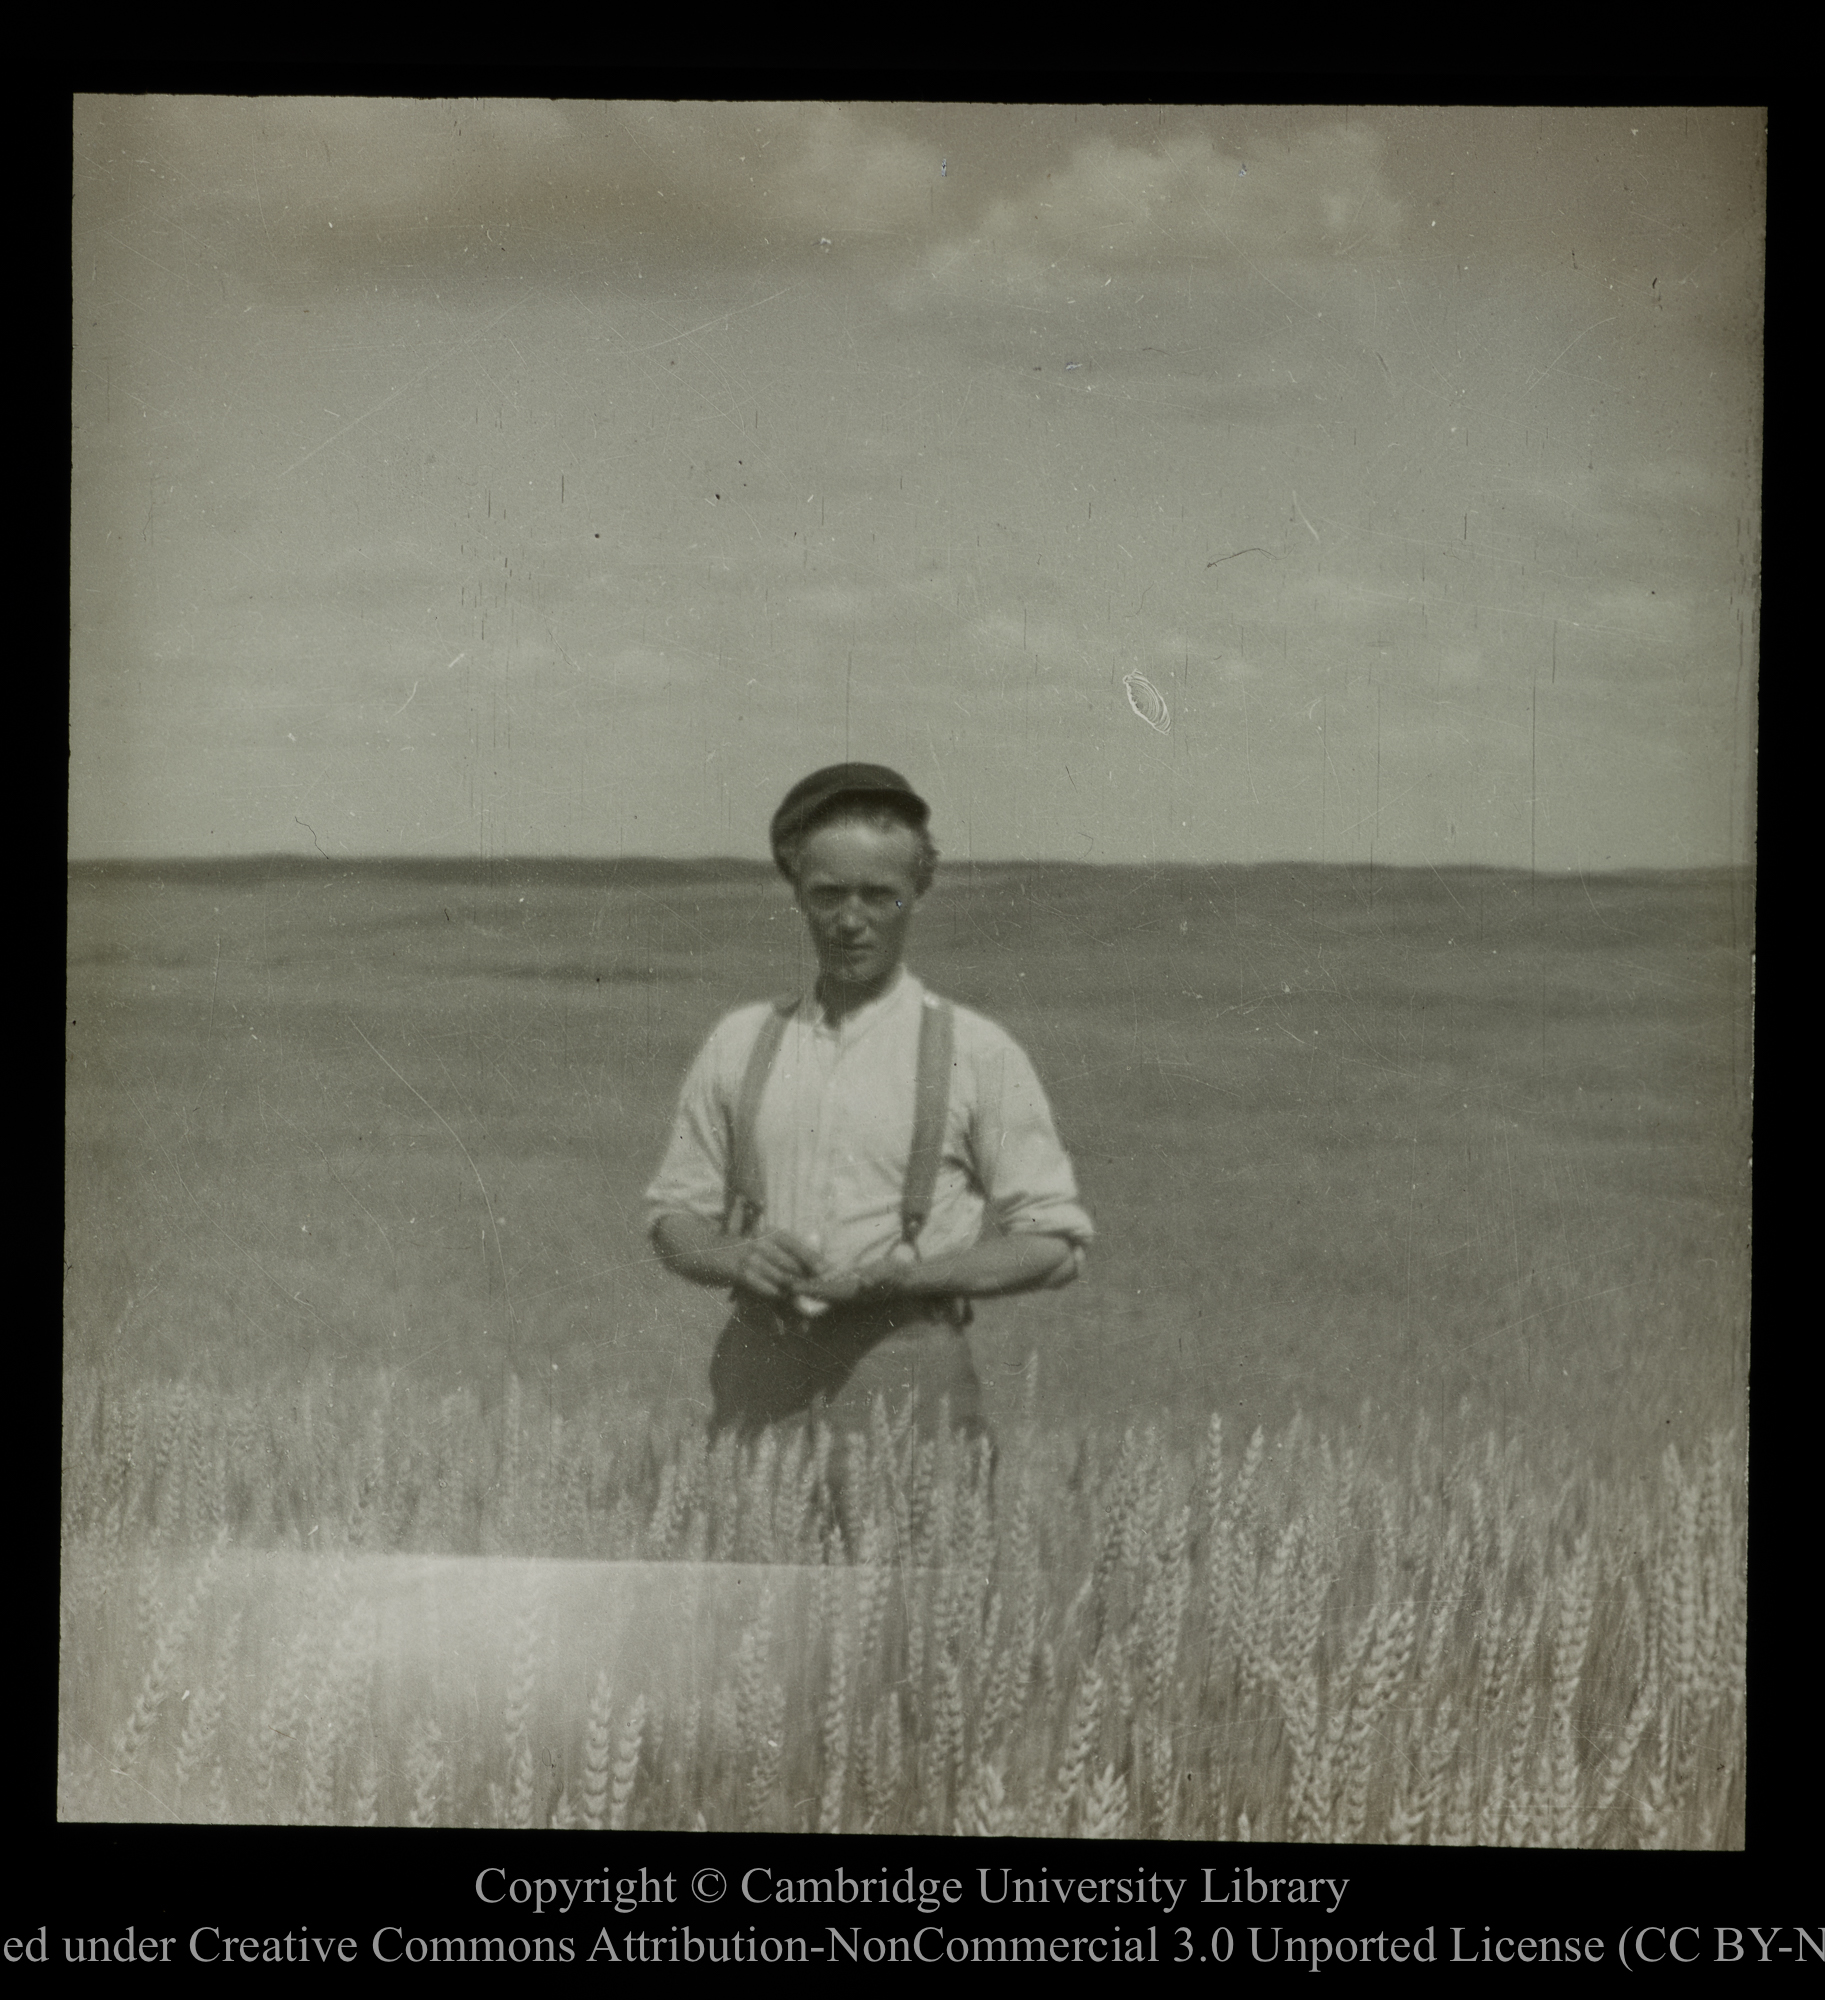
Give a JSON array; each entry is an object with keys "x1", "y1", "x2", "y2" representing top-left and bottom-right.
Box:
[
  {"x1": 76, "y1": 97, "x2": 949, "y2": 290},
  {"x1": 761, "y1": 104, "x2": 944, "y2": 238},
  {"x1": 904, "y1": 122, "x2": 1402, "y2": 305},
  {"x1": 77, "y1": 99, "x2": 1405, "y2": 305}
]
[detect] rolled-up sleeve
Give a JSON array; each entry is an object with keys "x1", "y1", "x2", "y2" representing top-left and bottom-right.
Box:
[
  {"x1": 966, "y1": 1033, "x2": 1094, "y2": 1258},
  {"x1": 643, "y1": 1023, "x2": 736, "y2": 1235}
]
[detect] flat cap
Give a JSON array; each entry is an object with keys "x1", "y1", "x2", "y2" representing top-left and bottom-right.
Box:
[{"x1": 769, "y1": 763, "x2": 929, "y2": 877}]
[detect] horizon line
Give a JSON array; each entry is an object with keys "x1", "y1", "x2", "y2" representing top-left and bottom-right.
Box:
[{"x1": 66, "y1": 851, "x2": 1751, "y2": 880}]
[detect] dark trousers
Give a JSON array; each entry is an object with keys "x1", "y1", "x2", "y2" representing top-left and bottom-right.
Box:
[{"x1": 707, "y1": 1294, "x2": 985, "y2": 1444}]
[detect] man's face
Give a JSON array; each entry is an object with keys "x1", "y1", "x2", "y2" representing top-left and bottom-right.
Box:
[{"x1": 793, "y1": 816, "x2": 924, "y2": 1000}]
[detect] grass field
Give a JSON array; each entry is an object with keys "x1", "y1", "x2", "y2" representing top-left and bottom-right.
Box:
[
  {"x1": 57, "y1": 1368, "x2": 1744, "y2": 1842},
  {"x1": 61, "y1": 858, "x2": 1751, "y2": 1837},
  {"x1": 65, "y1": 858, "x2": 1749, "y2": 1464}
]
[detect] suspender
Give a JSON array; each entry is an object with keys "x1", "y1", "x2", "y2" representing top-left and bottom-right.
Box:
[
  {"x1": 727, "y1": 996, "x2": 796, "y2": 1238},
  {"x1": 901, "y1": 993, "x2": 954, "y2": 1253},
  {"x1": 726, "y1": 989, "x2": 955, "y2": 1255}
]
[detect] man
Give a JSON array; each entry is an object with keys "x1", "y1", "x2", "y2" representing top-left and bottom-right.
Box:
[{"x1": 644, "y1": 763, "x2": 1092, "y2": 1449}]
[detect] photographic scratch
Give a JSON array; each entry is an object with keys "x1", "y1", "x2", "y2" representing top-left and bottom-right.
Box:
[
  {"x1": 625, "y1": 284, "x2": 802, "y2": 355},
  {"x1": 1523, "y1": 314, "x2": 1619, "y2": 395},
  {"x1": 392, "y1": 681, "x2": 420, "y2": 716},
  {"x1": 345, "y1": 1018, "x2": 515, "y2": 1336},
  {"x1": 1462, "y1": 1281, "x2": 1653, "y2": 1354},
  {"x1": 277, "y1": 293, "x2": 532, "y2": 479},
  {"x1": 1291, "y1": 491, "x2": 1322, "y2": 544},
  {"x1": 1123, "y1": 672, "x2": 1171, "y2": 733}
]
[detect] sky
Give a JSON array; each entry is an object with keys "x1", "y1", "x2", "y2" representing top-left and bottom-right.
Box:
[{"x1": 69, "y1": 100, "x2": 1763, "y2": 871}]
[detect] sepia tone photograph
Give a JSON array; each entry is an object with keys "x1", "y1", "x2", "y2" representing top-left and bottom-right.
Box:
[{"x1": 66, "y1": 96, "x2": 1758, "y2": 1859}]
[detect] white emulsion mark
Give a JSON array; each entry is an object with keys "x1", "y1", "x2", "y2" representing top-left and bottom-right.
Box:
[{"x1": 1123, "y1": 672, "x2": 1171, "y2": 734}]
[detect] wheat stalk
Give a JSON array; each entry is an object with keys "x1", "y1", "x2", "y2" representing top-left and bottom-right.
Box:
[
  {"x1": 1499, "y1": 1683, "x2": 1538, "y2": 1848},
  {"x1": 60, "y1": 1369, "x2": 1746, "y2": 1845},
  {"x1": 1202, "y1": 1413, "x2": 1234, "y2": 1662},
  {"x1": 504, "y1": 1735, "x2": 537, "y2": 1829},
  {"x1": 928, "y1": 1645, "x2": 965, "y2": 1833},
  {"x1": 1417, "y1": 1509, "x2": 1471, "y2": 1695},
  {"x1": 1588, "y1": 1680, "x2": 1656, "y2": 1835},
  {"x1": 581, "y1": 1670, "x2": 614, "y2": 1831},
  {"x1": 298, "y1": 1595, "x2": 373, "y2": 1827},
  {"x1": 610, "y1": 1694, "x2": 647, "y2": 1831},
  {"x1": 1476, "y1": 1720, "x2": 1507, "y2": 1847},
  {"x1": 818, "y1": 1603, "x2": 850, "y2": 1834},
  {"x1": 1335, "y1": 1595, "x2": 1416, "y2": 1844},
  {"x1": 1278, "y1": 1652, "x2": 1322, "y2": 1842},
  {"x1": 1441, "y1": 1758, "x2": 1477, "y2": 1845},
  {"x1": 352, "y1": 1746, "x2": 381, "y2": 1828},
  {"x1": 174, "y1": 1608, "x2": 241, "y2": 1803},
  {"x1": 1548, "y1": 1532, "x2": 1596, "y2": 1845},
  {"x1": 1082, "y1": 1762, "x2": 1128, "y2": 1839},
  {"x1": 1142, "y1": 1499, "x2": 1190, "y2": 1720},
  {"x1": 112, "y1": 1534, "x2": 222, "y2": 1780},
  {"x1": 736, "y1": 1590, "x2": 784, "y2": 1826},
  {"x1": 957, "y1": 1753, "x2": 1018, "y2": 1837},
  {"x1": 1637, "y1": 1710, "x2": 1674, "y2": 1849},
  {"x1": 1312, "y1": 1602, "x2": 1379, "y2": 1839},
  {"x1": 1054, "y1": 1646, "x2": 1106, "y2": 1836},
  {"x1": 501, "y1": 1591, "x2": 540, "y2": 1772},
  {"x1": 405, "y1": 1715, "x2": 446, "y2": 1828}
]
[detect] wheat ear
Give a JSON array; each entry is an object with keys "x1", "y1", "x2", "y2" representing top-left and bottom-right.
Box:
[
  {"x1": 610, "y1": 1694, "x2": 647, "y2": 1831},
  {"x1": 818, "y1": 1603, "x2": 851, "y2": 1834},
  {"x1": 581, "y1": 1670, "x2": 614, "y2": 1832},
  {"x1": 1082, "y1": 1762, "x2": 1129, "y2": 1838}
]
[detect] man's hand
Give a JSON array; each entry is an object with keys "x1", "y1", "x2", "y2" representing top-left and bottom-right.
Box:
[
  {"x1": 797, "y1": 1235, "x2": 1079, "y2": 1304},
  {"x1": 730, "y1": 1228, "x2": 827, "y2": 1302},
  {"x1": 654, "y1": 1214, "x2": 1081, "y2": 1307},
  {"x1": 651, "y1": 1213, "x2": 826, "y2": 1299}
]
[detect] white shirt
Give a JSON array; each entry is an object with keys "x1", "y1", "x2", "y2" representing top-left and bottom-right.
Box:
[{"x1": 644, "y1": 968, "x2": 1093, "y2": 1276}]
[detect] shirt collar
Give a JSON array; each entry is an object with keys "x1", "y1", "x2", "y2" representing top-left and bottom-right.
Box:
[{"x1": 805, "y1": 965, "x2": 921, "y2": 1036}]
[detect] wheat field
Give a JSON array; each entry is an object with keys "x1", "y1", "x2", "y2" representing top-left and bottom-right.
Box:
[{"x1": 57, "y1": 1364, "x2": 1744, "y2": 1845}]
